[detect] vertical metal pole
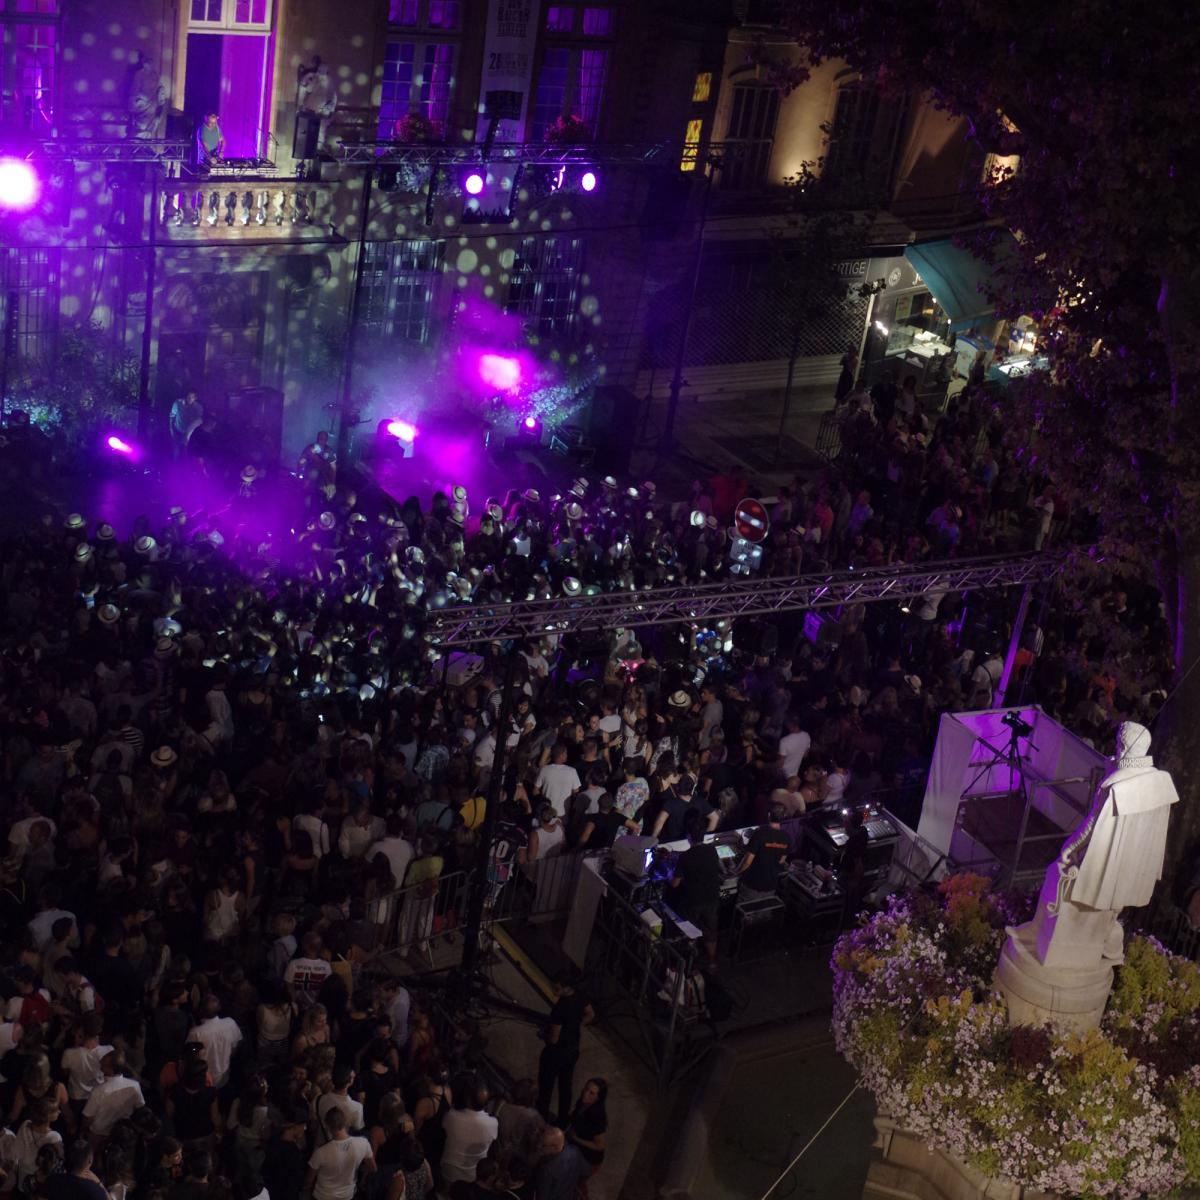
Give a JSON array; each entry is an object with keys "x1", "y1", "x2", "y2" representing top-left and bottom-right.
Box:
[
  {"x1": 995, "y1": 582, "x2": 1033, "y2": 706},
  {"x1": 138, "y1": 168, "x2": 159, "y2": 440},
  {"x1": 336, "y1": 166, "x2": 374, "y2": 465},
  {"x1": 0, "y1": 287, "x2": 18, "y2": 427},
  {"x1": 774, "y1": 323, "x2": 801, "y2": 460},
  {"x1": 459, "y1": 643, "x2": 520, "y2": 984},
  {"x1": 661, "y1": 163, "x2": 714, "y2": 451}
]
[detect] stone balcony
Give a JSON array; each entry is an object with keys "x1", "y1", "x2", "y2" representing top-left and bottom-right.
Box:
[{"x1": 157, "y1": 179, "x2": 332, "y2": 239}]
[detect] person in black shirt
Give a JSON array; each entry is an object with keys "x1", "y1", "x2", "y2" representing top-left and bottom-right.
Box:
[
  {"x1": 840, "y1": 808, "x2": 870, "y2": 924},
  {"x1": 670, "y1": 811, "x2": 721, "y2": 966},
  {"x1": 47, "y1": 1140, "x2": 108, "y2": 1200},
  {"x1": 537, "y1": 971, "x2": 594, "y2": 1127},
  {"x1": 261, "y1": 1104, "x2": 310, "y2": 1200},
  {"x1": 651, "y1": 785, "x2": 689, "y2": 843},
  {"x1": 737, "y1": 804, "x2": 790, "y2": 901},
  {"x1": 578, "y1": 795, "x2": 623, "y2": 850}
]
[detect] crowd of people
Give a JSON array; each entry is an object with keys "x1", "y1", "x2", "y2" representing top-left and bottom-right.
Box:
[{"x1": 0, "y1": 360, "x2": 1173, "y2": 1200}]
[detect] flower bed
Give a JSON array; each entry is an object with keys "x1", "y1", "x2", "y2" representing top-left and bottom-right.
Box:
[{"x1": 832, "y1": 874, "x2": 1200, "y2": 1198}]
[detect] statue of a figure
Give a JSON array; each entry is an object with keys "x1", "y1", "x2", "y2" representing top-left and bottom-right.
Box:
[
  {"x1": 297, "y1": 57, "x2": 337, "y2": 154},
  {"x1": 127, "y1": 51, "x2": 166, "y2": 140},
  {"x1": 996, "y1": 721, "x2": 1179, "y2": 1029}
]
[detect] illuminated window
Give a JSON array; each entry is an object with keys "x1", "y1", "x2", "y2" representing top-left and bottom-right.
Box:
[
  {"x1": 358, "y1": 239, "x2": 443, "y2": 344},
  {"x1": 506, "y1": 237, "x2": 584, "y2": 339},
  {"x1": 546, "y1": 4, "x2": 613, "y2": 34},
  {"x1": 0, "y1": 0, "x2": 58, "y2": 130},
  {"x1": 188, "y1": 0, "x2": 271, "y2": 31},
  {"x1": 531, "y1": 48, "x2": 608, "y2": 139},
  {"x1": 680, "y1": 118, "x2": 702, "y2": 170},
  {"x1": 546, "y1": 5, "x2": 574, "y2": 31},
  {"x1": 378, "y1": 40, "x2": 456, "y2": 138},
  {"x1": 0, "y1": 248, "x2": 58, "y2": 362},
  {"x1": 184, "y1": 0, "x2": 275, "y2": 159},
  {"x1": 692, "y1": 72, "x2": 712, "y2": 102},
  {"x1": 388, "y1": 0, "x2": 461, "y2": 30}
]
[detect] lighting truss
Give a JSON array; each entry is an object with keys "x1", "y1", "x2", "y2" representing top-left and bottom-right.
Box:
[
  {"x1": 426, "y1": 553, "x2": 1061, "y2": 648},
  {"x1": 9, "y1": 139, "x2": 190, "y2": 165},
  {"x1": 334, "y1": 139, "x2": 670, "y2": 168}
]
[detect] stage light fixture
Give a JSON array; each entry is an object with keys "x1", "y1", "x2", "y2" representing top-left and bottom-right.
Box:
[
  {"x1": 479, "y1": 353, "x2": 522, "y2": 392},
  {"x1": 386, "y1": 419, "x2": 418, "y2": 441},
  {"x1": 523, "y1": 415, "x2": 538, "y2": 429},
  {"x1": 464, "y1": 172, "x2": 485, "y2": 195},
  {"x1": 0, "y1": 158, "x2": 38, "y2": 211},
  {"x1": 106, "y1": 434, "x2": 134, "y2": 455},
  {"x1": 580, "y1": 170, "x2": 598, "y2": 193}
]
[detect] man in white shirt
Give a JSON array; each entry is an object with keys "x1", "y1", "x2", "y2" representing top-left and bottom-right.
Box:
[
  {"x1": 337, "y1": 800, "x2": 384, "y2": 860},
  {"x1": 315, "y1": 1065, "x2": 364, "y2": 1142},
  {"x1": 306, "y1": 1108, "x2": 374, "y2": 1200},
  {"x1": 698, "y1": 686, "x2": 724, "y2": 750},
  {"x1": 186, "y1": 992, "x2": 243, "y2": 1088},
  {"x1": 61, "y1": 1013, "x2": 111, "y2": 1102},
  {"x1": 778, "y1": 714, "x2": 812, "y2": 780},
  {"x1": 369, "y1": 816, "x2": 414, "y2": 887},
  {"x1": 283, "y1": 932, "x2": 332, "y2": 1010},
  {"x1": 440, "y1": 1078, "x2": 499, "y2": 1186},
  {"x1": 83, "y1": 1051, "x2": 145, "y2": 1139},
  {"x1": 9, "y1": 815, "x2": 58, "y2": 859},
  {"x1": 534, "y1": 744, "x2": 581, "y2": 818}
]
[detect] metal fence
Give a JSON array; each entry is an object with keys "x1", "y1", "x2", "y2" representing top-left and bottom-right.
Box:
[{"x1": 815, "y1": 410, "x2": 843, "y2": 463}]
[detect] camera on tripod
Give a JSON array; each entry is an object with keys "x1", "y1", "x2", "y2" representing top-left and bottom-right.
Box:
[{"x1": 1001, "y1": 711, "x2": 1033, "y2": 738}]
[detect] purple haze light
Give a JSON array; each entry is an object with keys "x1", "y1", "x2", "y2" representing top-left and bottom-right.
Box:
[
  {"x1": 580, "y1": 170, "x2": 597, "y2": 193},
  {"x1": 0, "y1": 158, "x2": 38, "y2": 211},
  {"x1": 106, "y1": 434, "x2": 134, "y2": 455},
  {"x1": 479, "y1": 353, "x2": 522, "y2": 392},
  {"x1": 386, "y1": 419, "x2": 418, "y2": 441},
  {"x1": 464, "y1": 172, "x2": 485, "y2": 195}
]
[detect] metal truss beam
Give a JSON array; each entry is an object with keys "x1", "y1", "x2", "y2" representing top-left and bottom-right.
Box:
[
  {"x1": 427, "y1": 553, "x2": 1061, "y2": 648},
  {"x1": 9, "y1": 139, "x2": 190, "y2": 165},
  {"x1": 333, "y1": 140, "x2": 670, "y2": 167}
]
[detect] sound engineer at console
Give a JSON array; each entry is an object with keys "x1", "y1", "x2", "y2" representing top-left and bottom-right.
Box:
[
  {"x1": 668, "y1": 810, "x2": 721, "y2": 967},
  {"x1": 736, "y1": 803, "x2": 790, "y2": 901}
]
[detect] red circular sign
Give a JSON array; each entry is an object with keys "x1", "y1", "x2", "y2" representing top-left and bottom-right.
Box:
[{"x1": 734, "y1": 497, "x2": 770, "y2": 544}]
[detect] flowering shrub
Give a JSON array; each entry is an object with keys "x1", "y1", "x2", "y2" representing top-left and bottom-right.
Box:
[
  {"x1": 833, "y1": 875, "x2": 1200, "y2": 1198},
  {"x1": 392, "y1": 112, "x2": 441, "y2": 144},
  {"x1": 544, "y1": 113, "x2": 592, "y2": 145}
]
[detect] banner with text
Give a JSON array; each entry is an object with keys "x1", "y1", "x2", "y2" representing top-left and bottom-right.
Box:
[{"x1": 475, "y1": 0, "x2": 544, "y2": 144}]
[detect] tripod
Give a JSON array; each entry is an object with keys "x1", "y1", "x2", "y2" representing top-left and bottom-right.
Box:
[{"x1": 961, "y1": 718, "x2": 1039, "y2": 888}]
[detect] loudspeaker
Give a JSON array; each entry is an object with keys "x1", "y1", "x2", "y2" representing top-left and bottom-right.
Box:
[
  {"x1": 638, "y1": 169, "x2": 693, "y2": 241},
  {"x1": 224, "y1": 386, "x2": 284, "y2": 469},
  {"x1": 586, "y1": 385, "x2": 641, "y2": 475},
  {"x1": 293, "y1": 111, "x2": 321, "y2": 160}
]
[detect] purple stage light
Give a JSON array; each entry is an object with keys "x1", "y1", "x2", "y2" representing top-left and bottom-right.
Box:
[
  {"x1": 464, "y1": 172, "x2": 485, "y2": 195},
  {"x1": 386, "y1": 419, "x2": 418, "y2": 441},
  {"x1": 0, "y1": 158, "x2": 38, "y2": 211},
  {"x1": 580, "y1": 170, "x2": 597, "y2": 193},
  {"x1": 106, "y1": 435, "x2": 134, "y2": 455},
  {"x1": 479, "y1": 353, "x2": 522, "y2": 392},
  {"x1": 523, "y1": 415, "x2": 538, "y2": 429}
]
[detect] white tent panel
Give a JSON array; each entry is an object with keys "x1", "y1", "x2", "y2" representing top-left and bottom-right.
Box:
[{"x1": 916, "y1": 706, "x2": 1106, "y2": 869}]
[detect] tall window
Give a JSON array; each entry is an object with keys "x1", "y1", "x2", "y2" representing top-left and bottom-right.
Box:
[
  {"x1": 720, "y1": 83, "x2": 779, "y2": 189},
  {"x1": 378, "y1": 1, "x2": 459, "y2": 139},
  {"x1": 1, "y1": 248, "x2": 58, "y2": 362},
  {"x1": 506, "y1": 236, "x2": 583, "y2": 339},
  {"x1": 680, "y1": 118, "x2": 702, "y2": 171},
  {"x1": 531, "y1": 3, "x2": 612, "y2": 140},
  {"x1": 358, "y1": 240, "x2": 443, "y2": 344},
  {"x1": 824, "y1": 81, "x2": 904, "y2": 195},
  {"x1": 184, "y1": 0, "x2": 274, "y2": 159},
  {"x1": 0, "y1": 0, "x2": 58, "y2": 131}
]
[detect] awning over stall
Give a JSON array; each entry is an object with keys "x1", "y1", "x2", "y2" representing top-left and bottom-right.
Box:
[{"x1": 904, "y1": 232, "x2": 1017, "y2": 330}]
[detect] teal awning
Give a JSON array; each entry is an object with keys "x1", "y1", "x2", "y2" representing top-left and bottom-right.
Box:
[{"x1": 903, "y1": 234, "x2": 1016, "y2": 330}]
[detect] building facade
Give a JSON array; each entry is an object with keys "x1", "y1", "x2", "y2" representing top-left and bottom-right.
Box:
[{"x1": 0, "y1": 0, "x2": 985, "y2": 465}]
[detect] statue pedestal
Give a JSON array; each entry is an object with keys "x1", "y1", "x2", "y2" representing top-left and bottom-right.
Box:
[
  {"x1": 994, "y1": 925, "x2": 1113, "y2": 1033},
  {"x1": 863, "y1": 1117, "x2": 1059, "y2": 1200}
]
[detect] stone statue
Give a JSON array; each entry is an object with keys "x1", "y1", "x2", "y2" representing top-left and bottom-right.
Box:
[
  {"x1": 127, "y1": 51, "x2": 166, "y2": 140},
  {"x1": 297, "y1": 56, "x2": 337, "y2": 153},
  {"x1": 995, "y1": 721, "x2": 1178, "y2": 1031}
]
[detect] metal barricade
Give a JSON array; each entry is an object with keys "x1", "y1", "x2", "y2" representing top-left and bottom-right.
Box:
[{"x1": 815, "y1": 410, "x2": 843, "y2": 462}]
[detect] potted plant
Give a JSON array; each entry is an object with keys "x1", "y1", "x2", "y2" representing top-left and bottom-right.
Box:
[{"x1": 391, "y1": 113, "x2": 441, "y2": 191}]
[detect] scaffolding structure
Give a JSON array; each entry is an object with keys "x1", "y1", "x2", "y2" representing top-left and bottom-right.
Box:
[{"x1": 428, "y1": 552, "x2": 1061, "y2": 648}]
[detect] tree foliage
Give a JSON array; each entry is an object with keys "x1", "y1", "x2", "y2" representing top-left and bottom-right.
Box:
[{"x1": 772, "y1": 0, "x2": 1200, "y2": 845}]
